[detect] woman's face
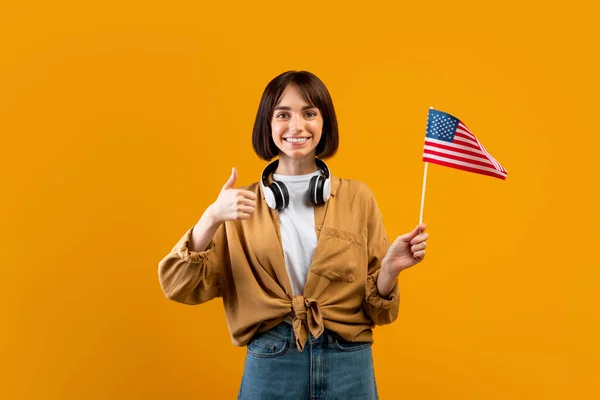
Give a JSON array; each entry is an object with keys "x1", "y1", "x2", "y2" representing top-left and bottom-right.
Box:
[{"x1": 271, "y1": 84, "x2": 323, "y2": 161}]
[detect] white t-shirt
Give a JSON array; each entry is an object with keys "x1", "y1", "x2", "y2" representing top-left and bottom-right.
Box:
[{"x1": 272, "y1": 170, "x2": 321, "y2": 296}]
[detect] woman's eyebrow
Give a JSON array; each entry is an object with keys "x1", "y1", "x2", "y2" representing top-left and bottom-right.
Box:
[{"x1": 274, "y1": 105, "x2": 317, "y2": 111}]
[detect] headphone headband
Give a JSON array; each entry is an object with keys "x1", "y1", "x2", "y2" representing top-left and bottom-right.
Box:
[{"x1": 260, "y1": 158, "x2": 331, "y2": 210}]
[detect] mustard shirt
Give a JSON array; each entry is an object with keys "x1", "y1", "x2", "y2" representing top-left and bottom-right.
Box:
[{"x1": 158, "y1": 175, "x2": 400, "y2": 351}]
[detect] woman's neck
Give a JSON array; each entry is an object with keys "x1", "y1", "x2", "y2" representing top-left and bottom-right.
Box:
[{"x1": 274, "y1": 154, "x2": 318, "y2": 176}]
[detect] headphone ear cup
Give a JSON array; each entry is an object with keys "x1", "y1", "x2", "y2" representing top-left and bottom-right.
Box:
[
  {"x1": 322, "y1": 178, "x2": 331, "y2": 202},
  {"x1": 268, "y1": 183, "x2": 282, "y2": 209},
  {"x1": 308, "y1": 176, "x2": 318, "y2": 205},
  {"x1": 309, "y1": 175, "x2": 327, "y2": 205},
  {"x1": 270, "y1": 181, "x2": 290, "y2": 210},
  {"x1": 279, "y1": 181, "x2": 290, "y2": 209},
  {"x1": 315, "y1": 176, "x2": 325, "y2": 205},
  {"x1": 264, "y1": 186, "x2": 277, "y2": 209}
]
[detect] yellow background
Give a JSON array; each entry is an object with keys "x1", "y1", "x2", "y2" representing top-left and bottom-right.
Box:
[{"x1": 1, "y1": 0, "x2": 598, "y2": 398}]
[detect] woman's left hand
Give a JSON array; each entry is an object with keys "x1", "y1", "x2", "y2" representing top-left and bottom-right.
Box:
[{"x1": 382, "y1": 223, "x2": 429, "y2": 276}]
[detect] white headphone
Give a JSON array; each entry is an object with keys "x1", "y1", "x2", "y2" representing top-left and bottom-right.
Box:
[{"x1": 261, "y1": 158, "x2": 332, "y2": 210}]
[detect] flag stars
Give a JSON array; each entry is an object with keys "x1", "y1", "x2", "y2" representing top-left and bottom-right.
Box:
[{"x1": 427, "y1": 110, "x2": 460, "y2": 142}]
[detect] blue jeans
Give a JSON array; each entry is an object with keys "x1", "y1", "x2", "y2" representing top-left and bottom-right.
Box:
[{"x1": 238, "y1": 322, "x2": 378, "y2": 400}]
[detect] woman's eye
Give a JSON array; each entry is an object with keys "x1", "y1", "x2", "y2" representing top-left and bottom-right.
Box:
[
  {"x1": 276, "y1": 113, "x2": 289, "y2": 118},
  {"x1": 306, "y1": 111, "x2": 317, "y2": 117}
]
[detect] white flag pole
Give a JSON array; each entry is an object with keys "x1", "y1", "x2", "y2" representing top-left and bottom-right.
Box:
[
  {"x1": 419, "y1": 161, "x2": 428, "y2": 225},
  {"x1": 419, "y1": 106, "x2": 433, "y2": 226}
]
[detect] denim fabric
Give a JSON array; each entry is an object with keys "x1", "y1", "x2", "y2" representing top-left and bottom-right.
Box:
[{"x1": 238, "y1": 322, "x2": 378, "y2": 400}]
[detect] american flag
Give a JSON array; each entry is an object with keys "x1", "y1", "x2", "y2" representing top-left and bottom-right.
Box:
[{"x1": 423, "y1": 109, "x2": 507, "y2": 180}]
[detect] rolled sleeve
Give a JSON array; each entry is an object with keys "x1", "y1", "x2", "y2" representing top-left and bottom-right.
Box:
[
  {"x1": 365, "y1": 269, "x2": 399, "y2": 310},
  {"x1": 176, "y1": 227, "x2": 216, "y2": 264},
  {"x1": 158, "y1": 226, "x2": 225, "y2": 305}
]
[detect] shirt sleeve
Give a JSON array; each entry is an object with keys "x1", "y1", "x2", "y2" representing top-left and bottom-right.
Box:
[
  {"x1": 158, "y1": 225, "x2": 228, "y2": 305},
  {"x1": 362, "y1": 188, "x2": 400, "y2": 325}
]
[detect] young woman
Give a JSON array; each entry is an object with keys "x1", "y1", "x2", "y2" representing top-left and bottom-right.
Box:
[{"x1": 158, "y1": 70, "x2": 428, "y2": 399}]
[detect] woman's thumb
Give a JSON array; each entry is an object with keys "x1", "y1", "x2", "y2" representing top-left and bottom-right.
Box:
[
  {"x1": 398, "y1": 224, "x2": 425, "y2": 242},
  {"x1": 222, "y1": 167, "x2": 237, "y2": 190}
]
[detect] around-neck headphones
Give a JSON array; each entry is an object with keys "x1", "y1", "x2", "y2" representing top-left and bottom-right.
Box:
[{"x1": 261, "y1": 158, "x2": 332, "y2": 210}]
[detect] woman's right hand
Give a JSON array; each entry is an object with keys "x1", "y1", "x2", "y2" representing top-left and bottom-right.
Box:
[{"x1": 208, "y1": 167, "x2": 257, "y2": 224}]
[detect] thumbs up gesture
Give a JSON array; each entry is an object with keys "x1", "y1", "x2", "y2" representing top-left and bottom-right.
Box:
[{"x1": 209, "y1": 168, "x2": 257, "y2": 223}]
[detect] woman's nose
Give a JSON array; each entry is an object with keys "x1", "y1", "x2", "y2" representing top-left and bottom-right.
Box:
[{"x1": 289, "y1": 115, "x2": 302, "y2": 133}]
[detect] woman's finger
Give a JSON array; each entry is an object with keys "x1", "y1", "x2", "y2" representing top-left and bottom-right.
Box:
[
  {"x1": 413, "y1": 250, "x2": 426, "y2": 260},
  {"x1": 239, "y1": 190, "x2": 257, "y2": 200},
  {"x1": 411, "y1": 242, "x2": 426, "y2": 253},
  {"x1": 237, "y1": 212, "x2": 253, "y2": 220},
  {"x1": 236, "y1": 197, "x2": 257, "y2": 208},
  {"x1": 411, "y1": 233, "x2": 429, "y2": 245},
  {"x1": 236, "y1": 205, "x2": 255, "y2": 214}
]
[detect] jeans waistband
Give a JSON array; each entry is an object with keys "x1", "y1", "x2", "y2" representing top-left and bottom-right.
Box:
[{"x1": 257, "y1": 321, "x2": 341, "y2": 349}]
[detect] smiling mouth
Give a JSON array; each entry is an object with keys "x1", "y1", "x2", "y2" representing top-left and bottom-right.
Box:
[{"x1": 284, "y1": 137, "x2": 310, "y2": 143}]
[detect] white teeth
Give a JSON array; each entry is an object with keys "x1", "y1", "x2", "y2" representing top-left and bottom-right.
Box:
[{"x1": 285, "y1": 138, "x2": 308, "y2": 143}]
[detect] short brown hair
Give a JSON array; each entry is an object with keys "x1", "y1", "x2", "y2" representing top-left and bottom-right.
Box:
[{"x1": 252, "y1": 71, "x2": 339, "y2": 161}]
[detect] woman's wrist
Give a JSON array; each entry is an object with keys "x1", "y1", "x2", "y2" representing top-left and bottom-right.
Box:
[
  {"x1": 376, "y1": 261, "x2": 400, "y2": 299},
  {"x1": 202, "y1": 204, "x2": 221, "y2": 227},
  {"x1": 189, "y1": 206, "x2": 222, "y2": 252}
]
